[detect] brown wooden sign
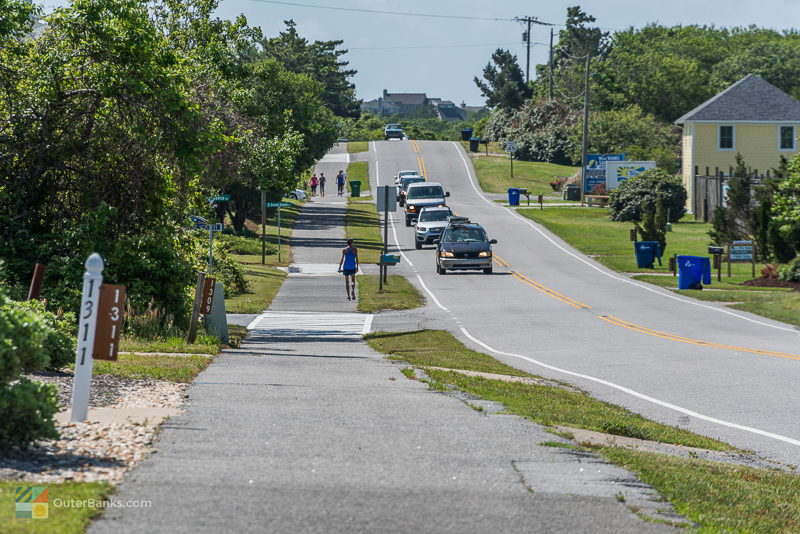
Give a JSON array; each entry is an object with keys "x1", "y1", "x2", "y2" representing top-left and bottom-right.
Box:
[
  {"x1": 200, "y1": 277, "x2": 216, "y2": 315},
  {"x1": 93, "y1": 284, "x2": 126, "y2": 361}
]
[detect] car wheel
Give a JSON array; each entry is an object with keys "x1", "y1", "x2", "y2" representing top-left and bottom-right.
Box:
[
  {"x1": 399, "y1": 200, "x2": 404, "y2": 207},
  {"x1": 437, "y1": 264, "x2": 446, "y2": 275},
  {"x1": 405, "y1": 218, "x2": 411, "y2": 227},
  {"x1": 483, "y1": 266, "x2": 493, "y2": 274},
  {"x1": 415, "y1": 241, "x2": 422, "y2": 250},
  {"x1": 289, "y1": 193, "x2": 298, "y2": 200}
]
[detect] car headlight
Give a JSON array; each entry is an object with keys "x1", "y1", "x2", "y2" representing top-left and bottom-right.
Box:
[
  {"x1": 478, "y1": 251, "x2": 492, "y2": 257},
  {"x1": 439, "y1": 251, "x2": 454, "y2": 258},
  {"x1": 417, "y1": 226, "x2": 427, "y2": 232},
  {"x1": 407, "y1": 205, "x2": 416, "y2": 212}
]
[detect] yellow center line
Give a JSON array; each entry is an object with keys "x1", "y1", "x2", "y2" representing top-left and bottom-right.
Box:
[
  {"x1": 599, "y1": 315, "x2": 800, "y2": 361},
  {"x1": 492, "y1": 253, "x2": 590, "y2": 309}
]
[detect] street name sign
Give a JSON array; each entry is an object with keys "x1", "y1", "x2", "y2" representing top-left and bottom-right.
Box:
[{"x1": 266, "y1": 202, "x2": 292, "y2": 208}]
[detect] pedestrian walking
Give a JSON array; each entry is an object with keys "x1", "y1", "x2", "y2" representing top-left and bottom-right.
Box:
[
  {"x1": 338, "y1": 239, "x2": 359, "y2": 300},
  {"x1": 336, "y1": 170, "x2": 345, "y2": 196},
  {"x1": 319, "y1": 173, "x2": 326, "y2": 197},
  {"x1": 309, "y1": 173, "x2": 318, "y2": 196}
]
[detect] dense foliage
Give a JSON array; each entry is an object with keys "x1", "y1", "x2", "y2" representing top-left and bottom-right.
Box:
[
  {"x1": 608, "y1": 169, "x2": 687, "y2": 223},
  {"x1": 0, "y1": 0, "x2": 348, "y2": 325}
]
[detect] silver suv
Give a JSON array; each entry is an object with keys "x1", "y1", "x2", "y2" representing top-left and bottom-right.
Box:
[{"x1": 413, "y1": 206, "x2": 453, "y2": 249}]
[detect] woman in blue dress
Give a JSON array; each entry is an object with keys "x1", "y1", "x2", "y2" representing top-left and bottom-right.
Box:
[{"x1": 338, "y1": 239, "x2": 359, "y2": 300}]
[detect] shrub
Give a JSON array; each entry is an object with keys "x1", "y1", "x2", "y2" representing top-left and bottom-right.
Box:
[
  {"x1": 190, "y1": 234, "x2": 248, "y2": 296},
  {"x1": 550, "y1": 177, "x2": 567, "y2": 192},
  {"x1": 608, "y1": 169, "x2": 687, "y2": 222},
  {"x1": 217, "y1": 233, "x2": 274, "y2": 256},
  {"x1": 778, "y1": 258, "x2": 800, "y2": 282},
  {"x1": 0, "y1": 289, "x2": 60, "y2": 451},
  {"x1": 14, "y1": 300, "x2": 76, "y2": 370}
]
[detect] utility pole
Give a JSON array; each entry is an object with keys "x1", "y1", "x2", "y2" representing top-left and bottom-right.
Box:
[
  {"x1": 580, "y1": 53, "x2": 591, "y2": 202},
  {"x1": 514, "y1": 16, "x2": 551, "y2": 83},
  {"x1": 548, "y1": 27, "x2": 555, "y2": 100}
]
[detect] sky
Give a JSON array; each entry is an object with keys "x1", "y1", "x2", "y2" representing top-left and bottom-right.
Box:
[{"x1": 38, "y1": 0, "x2": 800, "y2": 107}]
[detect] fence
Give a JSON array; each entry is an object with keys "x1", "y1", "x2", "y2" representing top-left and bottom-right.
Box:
[{"x1": 693, "y1": 166, "x2": 768, "y2": 222}]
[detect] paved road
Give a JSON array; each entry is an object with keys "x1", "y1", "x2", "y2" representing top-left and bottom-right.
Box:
[
  {"x1": 369, "y1": 139, "x2": 800, "y2": 466},
  {"x1": 92, "y1": 175, "x2": 681, "y2": 533}
]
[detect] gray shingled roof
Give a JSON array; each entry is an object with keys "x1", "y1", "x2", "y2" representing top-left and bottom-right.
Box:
[
  {"x1": 676, "y1": 74, "x2": 800, "y2": 123},
  {"x1": 385, "y1": 93, "x2": 427, "y2": 105}
]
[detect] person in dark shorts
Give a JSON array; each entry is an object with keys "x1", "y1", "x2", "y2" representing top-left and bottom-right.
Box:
[
  {"x1": 319, "y1": 173, "x2": 326, "y2": 197},
  {"x1": 309, "y1": 173, "x2": 318, "y2": 196},
  {"x1": 338, "y1": 239, "x2": 359, "y2": 300},
  {"x1": 336, "y1": 170, "x2": 345, "y2": 196}
]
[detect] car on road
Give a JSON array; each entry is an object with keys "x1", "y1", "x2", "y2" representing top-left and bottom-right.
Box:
[
  {"x1": 397, "y1": 175, "x2": 425, "y2": 206},
  {"x1": 384, "y1": 124, "x2": 404, "y2": 140},
  {"x1": 395, "y1": 169, "x2": 419, "y2": 184},
  {"x1": 413, "y1": 206, "x2": 453, "y2": 249},
  {"x1": 435, "y1": 217, "x2": 496, "y2": 275},
  {"x1": 288, "y1": 189, "x2": 307, "y2": 201},
  {"x1": 404, "y1": 182, "x2": 449, "y2": 226}
]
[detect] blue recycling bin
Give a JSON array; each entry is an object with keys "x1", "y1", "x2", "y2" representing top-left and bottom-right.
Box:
[
  {"x1": 633, "y1": 241, "x2": 661, "y2": 269},
  {"x1": 677, "y1": 255, "x2": 711, "y2": 290},
  {"x1": 508, "y1": 188, "x2": 521, "y2": 206}
]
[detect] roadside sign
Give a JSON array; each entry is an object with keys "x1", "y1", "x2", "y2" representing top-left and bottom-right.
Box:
[
  {"x1": 729, "y1": 240, "x2": 754, "y2": 262},
  {"x1": 584, "y1": 154, "x2": 625, "y2": 193},
  {"x1": 605, "y1": 161, "x2": 656, "y2": 189},
  {"x1": 266, "y1": 202, "x2": 292, "y2": 208},
  {"x1": 505, "y1": 141, "x2": 517, "y2": 154},
  {"x1": 210, "y1": 195, "x2": 230, "y2": 203},
  {"x1": 200, "y1": 277, "x2": 216, "y2": 315},
  {"x1": 376, "y1": 186, "x2": 397, "y2": 212},
  {"x1": 93, "y1": 284, "x2": 126, "y2": 361},
  {"x1": 197, "y1": 223, "x2": 223, "y2": 231}
]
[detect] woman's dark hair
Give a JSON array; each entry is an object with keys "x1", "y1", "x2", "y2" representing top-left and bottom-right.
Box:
[{"x1": 346, "y1": 239, "x2": 353, "y2": 245}]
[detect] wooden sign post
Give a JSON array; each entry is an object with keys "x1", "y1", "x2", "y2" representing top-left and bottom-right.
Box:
[
  {"x1": 93, "y1": 284, "x2": 126, "y2": 361},
  {"x1": 70, "y1": 254, "x2": 104, "y2": 422},
  {"x1": 200, "y1": 277, "x2": 216, "y2": 315}
]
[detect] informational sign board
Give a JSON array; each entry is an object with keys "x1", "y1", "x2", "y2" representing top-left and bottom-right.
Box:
[
  {"x1": 266, "y1": 202, "x2": 292, "y2": 208},
  {"x1": 197, "y1": 223, "x2": 222, "y2": 232},
  {"x1": 376, "y1": 186, "x2": 397, "y2": 212},
  {"x1": 505, "y1": 141, "x2": 517, "y2": 154},
  {"x1": 210, "y1": 195, "x2": 231, "y2": 203},
  {"x1": 605, "y1": 161, "x2": 656, "y2": 190},
  {"x1": 200, "y1": 277, "x2": 216, "y2": 315},
  {"x1": 584, "y1": 154, "x2": 624, "y2": 193},
  {"x1": 729, "y1": 240, "x2": 754, "y2": 262},
  {"x1": 93, "y1": 284, "x2": 126, "y2": 361}
]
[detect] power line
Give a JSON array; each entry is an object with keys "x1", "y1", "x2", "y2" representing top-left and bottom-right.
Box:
[
  {"x1": 247, "y1": 0, "x2": 517, "y2": 22},
  {"x1": 348, "y1": 42, "x2": 547, "y2": 51}
]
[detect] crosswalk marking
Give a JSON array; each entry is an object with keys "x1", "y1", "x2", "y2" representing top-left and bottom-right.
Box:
[{"x1": 247, "y1": 311, "x2": 373, "y2": 337}]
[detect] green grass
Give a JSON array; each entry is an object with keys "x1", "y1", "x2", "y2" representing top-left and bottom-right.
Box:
[
  {"x1": 459, "y1": 139, "x2": 504, "y2": 154},
  {"x1": 345, "y1": 201, "x2": 383, "y2": 264},
  {"x1": 225, "y1": 257, "x2": 287, "y2": 314},
  {"x1": 90, "y1": 353, "x2": 213, "y2": 383},
  {"x1": 357, "y1": 275, "x2": 425, "y2": 312},
  {"x1": 347, "y1": 141, "x2": 369, "y2": 154},
  {"x1": 601, "y1": 448, "x2": 800, "y2": 533},
  {"x1": 346, "y1": 161, "x2": 371, "y2": 200},
  {"x1": 227, "y1": 324, "x2": 247, "y2": 348},
  {"x1": 365, "y1": 329, "x2": 731, "y2": 451},
  {"x1": 0, "y1": 481, "x2": 114, "y2": 533},
  {"x1": 471, "y1": 156, "x2": 578, "y2": 195},
  {"x1": 119, "y1": 334, "x2": 220, "y2": 355}
]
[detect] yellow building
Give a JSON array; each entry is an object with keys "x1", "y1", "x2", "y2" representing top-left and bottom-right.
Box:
[{"x1": 676, "y1": 74, "x2": 800, "y2": 212}]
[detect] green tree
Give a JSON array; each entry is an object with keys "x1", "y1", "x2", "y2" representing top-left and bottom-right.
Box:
[{"x1": 474, "y1": 49, "x2": 532, "y2": 109}]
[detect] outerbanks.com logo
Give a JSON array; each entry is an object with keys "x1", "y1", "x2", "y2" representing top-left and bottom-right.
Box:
[
  {"x1": 15, "y1": 486, "x2": 152, "y2": 519},
  {"x1": 16, "y1": 486, "x2": 48, "y2": 519}
]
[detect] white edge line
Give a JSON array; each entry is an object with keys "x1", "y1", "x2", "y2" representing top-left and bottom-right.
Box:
[
  {"x1": 416, "y1": 274, "x2": 448, "y2": 311},
  {"x1": 459, "y1": 327, "x2": 800, "y2": 448},
  {"x1": 452, "y1": 141, "x2": 798, "y2": 334},
  {"x1": 362, "y1": 314, "x2": 374, "y2": 335}
]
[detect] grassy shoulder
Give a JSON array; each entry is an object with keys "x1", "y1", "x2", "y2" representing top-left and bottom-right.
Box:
[
  {"x1": 226, "y1": 257, "x2": 286, "y2": 314},
  {"x1": 365, "y1": 329, "x2": 729, "y2": 451},
  {"x1": 345, "y1": 201, "x2": 383, "y2": 264},
  {"x1": 347, "y1": 141, "x2": 369, "y2": 154},
  {"x1": 601, "y1": 447, "x2": 800, "y2": 532},
  {"x1": 346, "y1": 161, "x2": 372, "y2": 200},
  {"x1": 357, "y1": 275, "x2": 424, "y2": 313},
  {"x1": 0, "y1": 481, "x2": 113, "y2": 533},
  {"x1": 88, "y1": 353, "x2": 213, "y2": 383},
  {"x1": 517, "y1": 207, "x2": 800, "y2": 326},
  {"x1": 471, "y1": 156, "x2": 577, "y2": 195}
]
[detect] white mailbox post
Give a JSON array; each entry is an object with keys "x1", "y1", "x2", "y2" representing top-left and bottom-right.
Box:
[{"x1": 70, "y1": 253, "x2": 104, "y2": 422}]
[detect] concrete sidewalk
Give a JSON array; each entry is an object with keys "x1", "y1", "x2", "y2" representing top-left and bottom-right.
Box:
[{"x1": 92, "y1": 150, "x2": 680, "y2": 533}]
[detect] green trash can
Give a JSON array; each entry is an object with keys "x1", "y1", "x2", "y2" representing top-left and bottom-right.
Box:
[{"x1": 350, "y1": 180, "x2": 361, "y2": 197}]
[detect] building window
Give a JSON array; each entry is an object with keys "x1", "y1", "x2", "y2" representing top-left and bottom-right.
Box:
[
  {"x1": 780, "y1": 126, "x2": 796, "y2": 151},
  {"x1": 718, "y1": 126, "x2": 734, "y2": 150}
]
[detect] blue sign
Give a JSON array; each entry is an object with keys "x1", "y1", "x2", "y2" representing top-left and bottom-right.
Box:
[{"x1": 584, "y1": 154, "x2": 624, "y2": 193}]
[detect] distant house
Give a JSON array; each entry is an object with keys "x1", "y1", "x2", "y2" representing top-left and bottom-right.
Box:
[
  {"x1": 432, "y1": 100, "x2": 466, "y2": 122},
  {"x1": 360, "y1": 90, "x2": 483, "y2": 121},
  {"x1": 675, "y1": 74, "x2": 800, "y2": 210}
]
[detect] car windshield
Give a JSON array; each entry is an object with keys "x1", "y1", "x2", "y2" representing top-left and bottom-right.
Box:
[
  {"x1": 387, "y1": 124, "x2": 400, "y2": 129},
  {"x1": 407, "y1": 186, "x2": 444, "y2": 199},
  {"x1": 443, "y1": 227, "x2": 487, "y2": 243},
  {"x1": 420, "y1": 210, "x2": 451, "y2": 222},
  {"x1": 401, "y1": 178, "x2": 424, "y2": 189},
  {"x1": 399, "y1": 171, "x2": 416, "y2": 177}
]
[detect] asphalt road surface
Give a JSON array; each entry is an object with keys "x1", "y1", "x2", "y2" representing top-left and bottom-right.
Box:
[{"x1": 369, "y1": 139, "x2": 800, "y2": 467}]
